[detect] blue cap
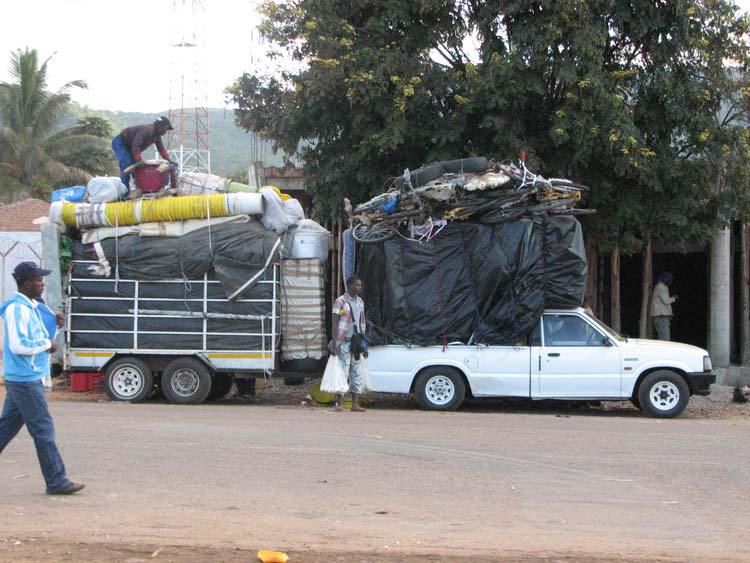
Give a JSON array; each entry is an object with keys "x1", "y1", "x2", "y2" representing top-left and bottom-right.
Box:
[
  {"x1": 658, "y1": 272, "x2": 673, "y2": 283},
  {"x1": 13, "y1": 261, "x2": 52, "y2": 282}
]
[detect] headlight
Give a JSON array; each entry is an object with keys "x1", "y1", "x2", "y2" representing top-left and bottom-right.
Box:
[{"x1": 703, "y1": 355, "x2": 712, "y2": 371}]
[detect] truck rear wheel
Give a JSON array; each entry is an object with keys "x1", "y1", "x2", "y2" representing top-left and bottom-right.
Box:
[
  {"x1": 161, "y1": 357, "x2": 213, "y2": 404},
  {"x1": 104, "y1": 357, "x2": 153, "y2": 403},
  {"x1": 637, "y1": 370, "x2": 689, "y2": 418},
  {"x1": 415, "y1": 367, "x2": 465, "y2": 411}
]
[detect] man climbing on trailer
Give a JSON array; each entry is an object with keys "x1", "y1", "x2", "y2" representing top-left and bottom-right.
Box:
[{"x1": 111, "y1": 116, "x2": 176, "y2": 188}]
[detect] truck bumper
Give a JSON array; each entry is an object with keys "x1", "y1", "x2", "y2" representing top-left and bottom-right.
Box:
[{"x1": 686, "y1": 371, "x2": 716, "y2": 395}]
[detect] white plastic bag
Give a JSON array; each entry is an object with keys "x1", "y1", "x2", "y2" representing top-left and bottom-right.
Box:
[
  {"x1": 320, "y1": 355, "x2": 349, "y2": 394},
  {"x1": 283, "y1": 198, "x2": 305, "y2": 227},
  {"x1": 360, "y1": 359, "x2": 372, "y2": 393},
  {"x1": 87, "y1": 177, "x2": 127, "y2": 203},
  {"x1": 260, "y1": 186, "x2": 291, "y2": 233},
  {"x1": 178, "y1": 172, "x2": 230, "y2": 195}
]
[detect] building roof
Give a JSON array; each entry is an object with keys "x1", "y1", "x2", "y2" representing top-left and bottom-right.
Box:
[
  {"x1": 264, "y1": 165, "x2": 303, "y2": 179},
  {"x1": 0, "y1": 198, "x2": 50, "y2": 232}
]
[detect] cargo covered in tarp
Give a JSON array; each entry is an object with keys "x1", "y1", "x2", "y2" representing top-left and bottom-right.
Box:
[
  {"x1": 357, "y1": 216, "x2": 586, "y2": 346},
  {"x1": 71, "y1": 220, "x2": 281, "y2": 300},
  {"x1": 66, "y1": 265, "x2": 276, "y2": 352}
]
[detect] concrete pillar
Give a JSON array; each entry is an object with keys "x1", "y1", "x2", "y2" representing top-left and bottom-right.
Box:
[{"x1": 710, "y1": 227, "x2": 731, "y2": 367}]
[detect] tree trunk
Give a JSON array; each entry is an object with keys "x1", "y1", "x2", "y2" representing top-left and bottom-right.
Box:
[
  {"x1": 610, "y1": 248, "x2": 621, "y2": 333},
  {"x1": 639, "y1": 233, "x2": 653, "y2": 338},
  {"x1": 741, "y1": 223, "x2": 750, "y2": 364},
  {"x1": 584, "y1": 235, "x2": 598, "y2": 315}
]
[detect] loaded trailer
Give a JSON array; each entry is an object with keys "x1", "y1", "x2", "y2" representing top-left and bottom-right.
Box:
[{"x1": 41, "y1": 220, "x2": 329, "y2": 404}]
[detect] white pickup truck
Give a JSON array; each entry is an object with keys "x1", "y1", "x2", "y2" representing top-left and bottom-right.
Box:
[{"x1": 366, "y1": 308, "x2": 715, "y2": 418}]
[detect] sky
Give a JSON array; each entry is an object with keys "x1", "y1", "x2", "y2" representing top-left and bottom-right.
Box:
[
  {"x1": 0, "y1": 0, "x2": 270, "y2": 113},
  {"x1": 1, "y1": 0, "x2": 749, "y2": 114}
]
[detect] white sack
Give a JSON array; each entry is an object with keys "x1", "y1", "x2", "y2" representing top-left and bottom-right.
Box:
[
  {"x1": 87, "y1": 177, "x2": 128, "y2": 203},
  {"x1": 320, "y1": 356, "x2": 349, "y2": 395}
]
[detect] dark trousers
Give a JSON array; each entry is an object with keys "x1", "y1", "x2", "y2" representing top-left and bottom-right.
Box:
[
  {"x1": 111, "y1": 135, "x2": 135, "y2": 188},
  {"x1": 0, "y1": 379, "x2": 70, "y2": 493}
]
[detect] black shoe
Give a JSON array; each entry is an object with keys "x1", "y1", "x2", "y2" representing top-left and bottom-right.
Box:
[{"x1": 47, "y1": 482, "x2": 85, "y2": 495}]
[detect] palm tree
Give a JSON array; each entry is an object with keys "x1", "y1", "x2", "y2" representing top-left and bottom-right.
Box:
[{"x1": 0, "y1": 48, "x2": 107, "y2": 198}]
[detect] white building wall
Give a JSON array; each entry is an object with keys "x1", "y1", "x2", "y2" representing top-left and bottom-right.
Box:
[{"x1": 0, "y1": 232, "x2": 43, "y2": 358}]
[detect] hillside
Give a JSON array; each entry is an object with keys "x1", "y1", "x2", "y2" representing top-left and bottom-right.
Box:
[{"x1": 59, "y1": 106, "x2": 285, "y2": 176}]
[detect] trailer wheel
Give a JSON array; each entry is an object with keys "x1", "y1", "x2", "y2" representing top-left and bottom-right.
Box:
[
  {"x1": 161, "y1": 358, "x2": 213, "y2": 404},
  {"x1": 207, "y1": 374, "x2": 234, "y2": 401},
  {"x1": 104, "y1": 357, "x2": 153, "y2": 403},
  {"x1": 414, "y1": 367, "x2": 465, "y2": 411}
]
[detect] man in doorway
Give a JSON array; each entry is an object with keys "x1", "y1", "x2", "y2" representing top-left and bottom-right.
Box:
[
  {"x1": 652, "y1": 272, "x2": 678, "y2": 341},
  {"x1": 111, "y1": 116, "x2": 175, "y2": 188},
  {"x1": 0, "y1": 262, "x2": 84, "y2": 495},
  {"x1": 331, "y1": 276, "x2": 368, "y2": 412}
]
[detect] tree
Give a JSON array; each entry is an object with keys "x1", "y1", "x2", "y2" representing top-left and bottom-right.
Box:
[
  {"x1": 0, "y1": 48, "x2": 108, "y2": 198},
  {"x1": 230, "y1": 1, "x2": 749, "y2": 230},
  {"x1": 53, "y1": 115, "x2": 118, "y2": 178}
]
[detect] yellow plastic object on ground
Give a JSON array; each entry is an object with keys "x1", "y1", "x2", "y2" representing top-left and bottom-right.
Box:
[
  {"x1": 310, "y1": 381, "x2": 366, "y2": 408},
  {"x1": 257, "y1": 549, "x2": 289, "y2": 562},
  {"x1": 53, "y1": 193, "x2": 264, "y2": 228}
]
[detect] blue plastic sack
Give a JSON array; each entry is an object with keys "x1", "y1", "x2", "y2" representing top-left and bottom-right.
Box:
[
  {"x1": 379, "y1": 195, "x2": 398, "y2": 214},
  {"x1": 51, "y1": 186, "x2": 87, "y2": 203}
]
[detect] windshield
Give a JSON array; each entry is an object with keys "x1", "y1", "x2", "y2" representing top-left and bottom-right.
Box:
[{"x1": 585, "y1": 313, "x2": 626, "y2": 342}]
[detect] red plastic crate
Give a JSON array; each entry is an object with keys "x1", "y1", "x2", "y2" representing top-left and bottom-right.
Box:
[{"x1": 70, "y1": 372, "x2": 104, "y2": 392}]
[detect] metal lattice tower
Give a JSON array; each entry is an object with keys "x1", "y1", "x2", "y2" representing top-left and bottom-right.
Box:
[{"x1": 167, "y1": 0, "x2": 211, "y2": 174}]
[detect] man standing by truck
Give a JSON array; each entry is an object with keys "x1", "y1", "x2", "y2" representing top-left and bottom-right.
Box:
[
  {"x1": 0, "y1": 262, "x2": 84, "y2": 495},
  {"x1": 331, "y1": 276, "x2": 368, "y2": 412},
  {"x1": 111, "y1": 116, "x2": 176, "y2": 188},
  {"x1": 652, "y1": 272, "x2": 678, "y2": 341}
]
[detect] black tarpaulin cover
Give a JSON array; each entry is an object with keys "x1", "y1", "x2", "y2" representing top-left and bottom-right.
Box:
[
  {"x1": 357, "y1": 216, "x2": 586, "y2": 345},
  {"x1": 71, "y1": 221, "x2": 281, "y2": 300}
]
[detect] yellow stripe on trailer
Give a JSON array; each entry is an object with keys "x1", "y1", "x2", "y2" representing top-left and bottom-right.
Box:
[
  {"x1": 74, "y1": 352, "x2": 115, "y2": 358},
  {"x1": 207, "y1": 353, "x2": 273, "y2": 359}
]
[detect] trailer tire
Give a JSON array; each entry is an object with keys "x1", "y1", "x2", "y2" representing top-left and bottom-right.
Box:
[
  {"x1": 415, "y1": 367, "x2": 465, "y2": 411},
  {"x1": 104, "y1": 357, "x2": 153, "y2": 403},
  {"x1": 161, "y1": 357, "x2": 213, "y2": 404},
  {"x1": 207, "y1": 374, "x2": 234, "y2": 401}
]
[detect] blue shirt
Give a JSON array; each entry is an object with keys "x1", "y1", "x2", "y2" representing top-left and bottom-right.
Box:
[{"x1": 0, "y1": 292, "x2": 53, "y2": 381}]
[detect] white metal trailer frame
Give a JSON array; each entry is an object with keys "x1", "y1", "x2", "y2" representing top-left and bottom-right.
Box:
[{"x1": 64, "y1": 260, "x2": 280, "y2": 374}]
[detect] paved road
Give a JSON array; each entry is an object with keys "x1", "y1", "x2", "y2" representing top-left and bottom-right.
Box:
[{"x1": 1, "y1": 398, "x2": 749, "y2": 561}]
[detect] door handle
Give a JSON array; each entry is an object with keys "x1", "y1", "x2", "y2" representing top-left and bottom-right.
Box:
[{"x1": 547, "y1": 352, "x2": 560, "y2": 357}]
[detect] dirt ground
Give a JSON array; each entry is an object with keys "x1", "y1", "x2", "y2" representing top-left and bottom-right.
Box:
[
  {"x1": 1, "y1": 382, "x2": 749, "y2": 562},
  {"x1": 46, "y1": 376, "x2": 750, "y2": 420}
]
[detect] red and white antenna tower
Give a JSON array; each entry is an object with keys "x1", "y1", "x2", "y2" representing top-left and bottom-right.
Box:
[{"x1": 168, "y1": 0, "x2": 211, "y2": 174}]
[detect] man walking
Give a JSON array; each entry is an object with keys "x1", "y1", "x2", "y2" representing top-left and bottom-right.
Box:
[
  {"x1": 0, "y1": 262, "x2": 84, "y2": 495},
  {"x1": 111, "y1": 116, "x2": 175, "y2": 188},
  {"x1": 331, "y1": 276, "x2": 368, "y2": 412},
  {"x1": 651, "y1": 272, "x2": 678, "y2": 341}
]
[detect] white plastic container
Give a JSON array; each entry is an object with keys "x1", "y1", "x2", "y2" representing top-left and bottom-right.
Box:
[{"x1": 289, "y1": 220, "x2": 331, "y2": 262}]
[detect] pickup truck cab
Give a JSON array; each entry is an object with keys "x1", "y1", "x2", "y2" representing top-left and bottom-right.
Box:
[{"x1": 366, "y1": 308, "x2": 715, "y2": 418}]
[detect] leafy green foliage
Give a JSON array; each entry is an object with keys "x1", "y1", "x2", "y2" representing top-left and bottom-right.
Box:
[
  {"x1": 0, "y1": 48, "x2": 110, "y2": 199},
  {"x1": 230, "y1": 0, "x2": 750, "y2": 243}
]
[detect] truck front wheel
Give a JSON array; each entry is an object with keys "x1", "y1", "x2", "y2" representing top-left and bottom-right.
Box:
[
  {"x1": 415, "y1": 367, "x2": 465, "y2": 411},
  {"x1": 637, "y1": 370, "x2": 689, "y2": 418},
  {"x1": 104, "y1": 357, "x2": 153, "y2": 403},
  {"x1": 161, "y1": 358, "x2": 213, "y2": 404}
]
